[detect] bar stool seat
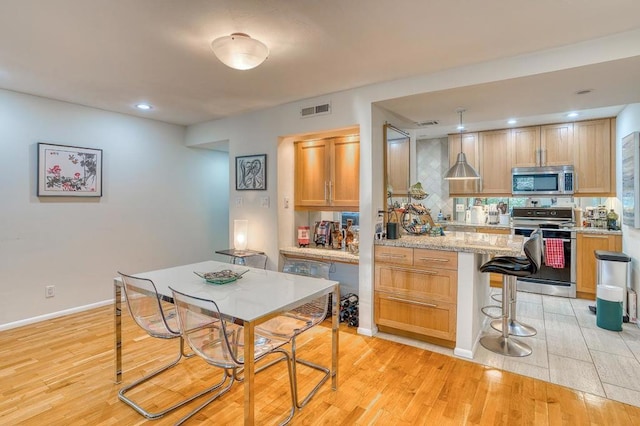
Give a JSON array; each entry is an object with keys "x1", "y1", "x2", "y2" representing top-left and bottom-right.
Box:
[{"x1": 479, "y1": 231, "x2": 541, "y2": 357}]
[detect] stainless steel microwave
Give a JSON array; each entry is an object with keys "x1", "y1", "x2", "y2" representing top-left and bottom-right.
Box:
[{"x1": 512, "y1": 165, "x2": 574, "y2": 196}]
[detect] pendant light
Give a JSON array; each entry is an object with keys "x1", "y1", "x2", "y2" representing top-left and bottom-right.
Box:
[{"x1": 444, "y1": 108, "x2": 481, "y2": 180}]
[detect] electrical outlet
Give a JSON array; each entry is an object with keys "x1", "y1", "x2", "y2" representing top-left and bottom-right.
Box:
[
  {"x1": 456, "y1": 204, "x2": 465, "y2": 212},
  {"x1": 235, "y1": 197, "x2": 243, "y2": 207},
  {"x1": 260, "y1": 196, "x2": 270, "y2": 208},
  {"x1": 284, "y1": 197, "x2": 290, "y2": 209},
  {"x1": 45, "y1": 285, "x2": 55, "y2": 298}
]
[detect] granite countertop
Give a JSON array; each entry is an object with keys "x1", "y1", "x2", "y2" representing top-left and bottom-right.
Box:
[
  {"x1": 280, "y1": 246, "x2": 359, "y2": 264},
  {"x1": 437, "y1": 221, "x2": 511, "y2": 230},
  {"x1": 572, "y1": 227, "x2": 623, "y2": 235},
  {"x1": 375, "y1": 231, "x2": 524, "y2": 256}
]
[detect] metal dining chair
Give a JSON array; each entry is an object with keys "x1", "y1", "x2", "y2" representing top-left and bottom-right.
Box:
[
  {"x1": 117, "y1": 272, "x2": 227, "y2": 419},
  {"x1": 170, "y1": 287, "x2": 296, "y2": 425},
  {"x1": 231, "y1": 253, "x2": 268, "y2": 269},
  {"x1": 256, "y1": 259, "x2": 332, "y2": 408}
]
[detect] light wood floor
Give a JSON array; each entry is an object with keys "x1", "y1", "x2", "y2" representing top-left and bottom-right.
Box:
[{"x1": 1, "y1": 306, "x2": 639, "y2": 425}]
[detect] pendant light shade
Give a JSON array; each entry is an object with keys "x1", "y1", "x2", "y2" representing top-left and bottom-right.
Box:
[
  {"x1": 211, "y1": 33, "x2": 269, "y2": 70},
  {"x1": 444, "y1": 109, "x2": 480, "y2": 180}
]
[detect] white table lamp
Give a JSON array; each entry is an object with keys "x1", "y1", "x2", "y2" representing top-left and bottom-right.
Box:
[{"x1": 234, "y1": 220, "x2": 248, "y2": 250}]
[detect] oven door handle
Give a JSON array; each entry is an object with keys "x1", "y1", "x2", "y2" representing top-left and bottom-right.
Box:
[{"x1": 542, "y1": 238, "x2": 573, "y2": 243}]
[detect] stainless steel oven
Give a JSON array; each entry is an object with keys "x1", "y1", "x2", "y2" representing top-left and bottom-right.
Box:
[{"x1": 512, "y1": 207, "x2": 576, "y2": 298}]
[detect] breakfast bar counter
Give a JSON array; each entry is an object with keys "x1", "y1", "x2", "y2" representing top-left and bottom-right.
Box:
[{"x1": 374, "y1": 231, "x2": 524, "y2": 359}]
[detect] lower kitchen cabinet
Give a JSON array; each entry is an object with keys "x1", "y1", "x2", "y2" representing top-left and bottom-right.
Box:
[
  {"x1": 576, "y1": 232, "x2": 622, "y2": 297},
  {"x1": 374, "y1": 246, "x2": 457, "y2": 343}
]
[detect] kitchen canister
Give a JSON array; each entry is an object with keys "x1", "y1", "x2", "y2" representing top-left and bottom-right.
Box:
[
  {"x1": 596, "y1": 284, "x2": 623, "y2": 331},
  {"x1": 499, "y1": 214, "x2": 510, "y2": 226}
]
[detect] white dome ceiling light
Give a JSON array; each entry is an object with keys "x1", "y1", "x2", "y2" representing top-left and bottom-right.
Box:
[{"x1": 211, "y1": 33, "x2": 269, "y2": 71}]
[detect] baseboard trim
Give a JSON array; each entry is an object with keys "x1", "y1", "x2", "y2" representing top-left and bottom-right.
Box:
[{"x1": 0, "y1": 299, "x2": 113, "y2": 332}]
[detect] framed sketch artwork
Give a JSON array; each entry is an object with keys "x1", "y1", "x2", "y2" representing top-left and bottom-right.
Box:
[
  {"x1": 622, "y1": 132, "x2": 640, "y2": 228},
  {"x1": 37, "y1": 143, "x2": 103, "y2": 197},
  {"x1": 236, "y1": 154, "x2": 267, "y2": 190}
]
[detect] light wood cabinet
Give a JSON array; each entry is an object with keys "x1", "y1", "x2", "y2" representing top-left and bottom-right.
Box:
[
  {"x1": 479, "y1": 129, "x2": 512, "y2": 195},
  {"x1": 574, "y1": 119, "x2": 614, "y2": 196},
  {"x1": 448, "y1": 132, "x2": 479, "y2": 196},
  {"x1": 576, "y1": 233, "x2": 622, "y2": 297},
  {"x1": 374, "y1": 246, "x2": 457, "y2": 342},
  {"x1": 294, "y1": 136, "x2": 359, "y2": 210},
  {"x1": 511, "y1": 123, "x2": 573, "y2": 168},
  {"x1": 511, "y1": 126, "x2": 541, "y2": 168}
]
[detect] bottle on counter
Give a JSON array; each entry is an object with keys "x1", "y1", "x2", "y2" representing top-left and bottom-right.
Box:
[
  {"x1": 607, "y1": 209, "x2": 619, "y2": 230},
  {"x1": 437, "y1": 210, "x2": 444, "y2": 222}
]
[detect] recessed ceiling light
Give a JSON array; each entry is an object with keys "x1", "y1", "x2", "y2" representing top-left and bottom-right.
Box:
[
  {"x1": 567, "y1": 112, "x2": 579, "y2": 118},
  {"x1": 456, "y1": 125, "x2": 465, "y2": 130},
  {"x1": 507, "y1": 119, "x2": 517, "y2": 125},
  {"x1": 135, "y1": 103, "x2": 152, "y2": 110}
]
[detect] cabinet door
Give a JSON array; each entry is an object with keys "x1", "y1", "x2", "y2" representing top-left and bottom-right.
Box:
[
  {"x1": 576, "y1": 233, "x2": 622, "y2": 296},
  {"x1": 574, "y1": 119, "x2": 612, "y2": 195},
  {"x1": 448, "y1": 132, "x2": 479, "y2": 196},
  {"x1": 540, "y1": 123, "x2": 574, "y2": 166},
  {"x1": 375, "y1": 264, "x2": 457, "y2": 303},
  {"x1": 375, "y1": 292, "x2": 456, "y2": 341},
  {"x1": 480, "y1": 129, "x2": 512, "y2": 195},
  {"x1": 294, "y1": 140, "x2": 330, "y2": 208},
  {"x1": 511, "y1": 126, "x2": 540, "y2": 168},
  {"x1": 331, "y1": 138, "x2": 360, "y2": 207}
]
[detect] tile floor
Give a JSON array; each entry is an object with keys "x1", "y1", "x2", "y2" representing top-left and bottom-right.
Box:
[{"x1": 377, "y1": 291, "x2": 640, "y2": 408}]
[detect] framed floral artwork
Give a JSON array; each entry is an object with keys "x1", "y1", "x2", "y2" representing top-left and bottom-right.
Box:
[
  {"x1": 37, "y1": 143, "x2": 103, "y2": 197},
  {"x1": 236, "y1": 154, "x2": 266, "y2": 190}
]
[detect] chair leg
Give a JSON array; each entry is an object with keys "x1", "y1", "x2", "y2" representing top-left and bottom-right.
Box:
[
  {"x1": 174, "y1": 370, "x2": 235, "y2": 426},
  {"x1": 118, "y1": 338, "x2": 228, "y2": 419},
  {"x1": 490, "y1": 278, "x2": 537, "y2": 337},
  {"x1": 290, "y1": 336, "x2": 330, "y2": 409},
  {"x1": 480, "y1": 276, "x2": 532, "y2": 357}
]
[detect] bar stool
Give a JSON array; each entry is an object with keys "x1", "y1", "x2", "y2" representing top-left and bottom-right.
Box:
[{"x1": 479, "y1": 231, "x2": 541, "y2": 356}]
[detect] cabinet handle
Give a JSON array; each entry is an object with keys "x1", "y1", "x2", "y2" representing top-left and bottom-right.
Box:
[
  {"x1": 541, "y1": 149, "x2": 547, "y2": 166},
  {"x1": 387, "y1": 296, "x2": 437, "y2": 308},
  {"x1": 585, "y1": 235, "x2": 609, "y2": 239},
  {"x1": 536, "y1": 148, "x2": 540, "y2": 166},
  {"x1": 417, "y1": 257, "x2": 449, "y2": 263},
  {"x1": 324, "y1": 181, "x2": 328, "y2": 202},
  {"x1": 328, "y1": 181, "x2": 333, "y2": 202},
  {"x1": 378, "y1": 253, "x2": 407, "y2": 259},
  {"x1": 391, "y1": 266, "x2": 438, "y2": 275}
]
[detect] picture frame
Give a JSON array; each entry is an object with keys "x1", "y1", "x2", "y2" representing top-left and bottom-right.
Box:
[
  {"x1": 236, "y1": 154, "x2": 267, "y2": 190},
  {"x1": 622, "y1": 132, "x2": 640, "y2": 228},
  {"x1": 37, "y1": 143, "x2": 103, "y2": 197}
]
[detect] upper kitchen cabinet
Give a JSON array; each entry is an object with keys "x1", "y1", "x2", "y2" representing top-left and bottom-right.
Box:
[
  {"x1": 448, "y1": 132, "x2": 480, "y2": 196},
  {"x1": 574, "y1": 118, "x2": 615, "y2": 196},
  {"x1": 479, "y1": 129, "x2": 512, "y2": 195},
  {"x1": 294, "y1": 136, "x2": 360, "y2": 210},
  {"x1": 511, "y1": 123, "x2": 573, "y2": 168}
]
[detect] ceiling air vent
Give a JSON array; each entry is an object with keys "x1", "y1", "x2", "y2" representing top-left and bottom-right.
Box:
[
  {"x1": 415, "y1": 120, "x2": 439, "y2": 127},
  {"x1": 300, "y1": 102, "x2": 331, "y2": 118}
]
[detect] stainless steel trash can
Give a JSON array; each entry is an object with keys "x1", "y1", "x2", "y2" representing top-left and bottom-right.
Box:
[{"x1": 595, "y1": 250, "x2": 631, "y2": 320}]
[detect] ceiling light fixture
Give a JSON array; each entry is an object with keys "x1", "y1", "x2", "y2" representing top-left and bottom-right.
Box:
[
  {"x1": 211, "y1": 33, "x2": 269, "y2": 70},
  {"x1": 567, "y1": 112, "x2": 579, "y2": 118},
  {"x1": 135, "y1": 103, "x2": 152, "y2": 110},
  {"x1": 508, "y1": 119, "x2": 517, "y2": 125},
  {"x1": 444, "y1": 108, "x2": 480, "y2": 180}
]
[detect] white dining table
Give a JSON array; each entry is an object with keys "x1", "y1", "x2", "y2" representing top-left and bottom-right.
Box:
[{"x1": 113, "y1": 260, "x2": 340, "y2": 425}]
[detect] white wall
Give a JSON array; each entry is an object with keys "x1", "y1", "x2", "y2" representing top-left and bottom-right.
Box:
[
  {"x1": 0, "y1": 89, "x2": 229, "y2": 327},
  {"x1": 616, "y1": 103, "x2": 640, "y2": 300},
  {"x1": 186, "y1": 29, "x2": 640, "y2": 335}
]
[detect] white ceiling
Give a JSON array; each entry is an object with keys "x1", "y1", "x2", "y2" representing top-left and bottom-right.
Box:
[{"x1": 1, "y1": 0, "x2": 640, "y2": 128}]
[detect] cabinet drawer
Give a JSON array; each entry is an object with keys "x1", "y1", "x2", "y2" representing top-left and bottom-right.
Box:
[
  {"x1": 375, "y1": 264, "x2": 457, "y2": 303},
  {"x1": 413, "y1": 248, "x2": 457, "y2": 270},
  {"x1": 374, "y1": 245, "x2": 413, "y2": 266},
  {"x1": 374, "y1": 293, "x2": 456, "y2": 341}
]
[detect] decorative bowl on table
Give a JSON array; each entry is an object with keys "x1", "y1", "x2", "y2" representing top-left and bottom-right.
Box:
[{"x1": 193, "y1": 270, "x2": 247, "y2": 285}]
